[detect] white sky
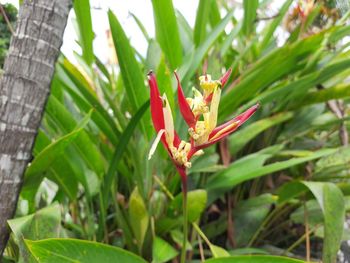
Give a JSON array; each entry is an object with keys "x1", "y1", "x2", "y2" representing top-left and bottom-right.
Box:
[{"x1": 1, "y1": 0, "x2": 199, "y2": 62}]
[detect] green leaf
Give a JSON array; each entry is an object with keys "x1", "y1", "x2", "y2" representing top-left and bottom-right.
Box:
[
  {"x1": 234, "y1": 194, "x2": 276, "y2": 246},
  {"x1": 130, "y1": 12, "x2": 150, "y2": 42},
  {"x1": 194, "y1": 0, "x2": 211, "y2": 47},
  {"x1": 229, "y1": 112, "x2": 294, "y2": 154},
  {"x1": 152, "y1": 236, "x2": 178, "y2": 263},
  {"x1": 108, "y1": 10, "x2": 149, "y2": 135},
  {"x1": 74, "y1": 0, "x2": 94, "y2": 65},
  {"x1": 23, "y1": 111, "x2": 92, "y2": 198},
  {"x1": 277, "y1": 181, "x2": 345, "y2": 263},
  {"x1": 259, "y1": 0, "x2": 293, "y2": 51},
  {"x1": 210, "y1": 244, "x2": 230, "y2": 258},
  {"x1": 293, "y1": 83, "x2": 350, "y2": 108},
  {"x1": 242, "y1": 0, "x2": 259, "y2": 36},
  {"x1": 180, "y1": 10, "x2": 233, "y2": 85},
  {"x1": 129, "y1": 187, "x2": 149, "y2": 250},
  {"x1": 176, "y1": 11, "x2": 194, "y2": 55},
  {"x1": 8, "y1": 204, "x2": 61, "y2": 262},
  {"x1": 219, "y1": 33, "x2": 325, "y2": 118},
  {"x1": 59, "y1": 59, "x2": 121, "y2": 142},
  {"x1": 170, "y1": 229, "x2": 192, "y2": 250},
  {"x1": 207, "y1": 147, "x2": 337, "y2": 192},
  {"x1": 156, "y1": 57, "x2": 175, "y2": 112},
  {"x1": 170, "y1": 190, "x2": 207, "y2": 223},
  {"x1": 151, "y1": 0, "x2": 182, "y2": 69},
  {"x1": 230, "y1": 248, "x2": 269, "y2": 255},
  {"x1": 27, "y1": 131, "x2": 79, "y2": 202},
  {"x1": 146, "y1": 39, "x2": 162, "y2": 71},
  {"x1": 209, "y1": 0, "x2": 221, "y2": 28},
  {"x1": 25, "y1": 238, "x2": 147, "y2": 263},
  {"x1": 204, "y1": 255, "x2": 306, "y2": 263},
  {"x1": 302, "y1": 182, "x2": 345, "y2": 263},
  {"x1": 45, "y1": 96, "x2": 104, "y2": 191},
  {"x1": 101, "y1": 101, "x2": 149, "y2": 226}
]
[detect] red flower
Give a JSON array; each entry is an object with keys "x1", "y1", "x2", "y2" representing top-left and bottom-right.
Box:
[{"x1": 147, "y1": 70, "x2": 259, "y2": 175}]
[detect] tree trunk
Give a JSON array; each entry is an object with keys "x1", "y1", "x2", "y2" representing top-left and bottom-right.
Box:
[{"x1": 0, "y1": 0, "x2": 72, "y2": 255}]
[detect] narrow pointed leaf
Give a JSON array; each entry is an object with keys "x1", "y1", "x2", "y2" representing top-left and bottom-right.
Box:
[
  {"x1": 108, "y1": 10, "x2": 149, "y2": 135},
  {"x1": 151, "y1": 0, "x2": 182, "y2": 69},
  {"x1": 194, "y1": 0, "x2": 211, "y2": 47},
  {"x1": 74, "y1": 0, "x2": 94, "y2": 65}
]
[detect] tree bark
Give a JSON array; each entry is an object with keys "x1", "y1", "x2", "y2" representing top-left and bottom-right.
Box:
[{"x1": 0, "y1": 0, "x2": 72, "y2": 255}]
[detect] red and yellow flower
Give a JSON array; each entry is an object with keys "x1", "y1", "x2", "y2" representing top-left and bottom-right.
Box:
[{"x1": 147, "y1": 69, "x2": 259, "y2": 183}]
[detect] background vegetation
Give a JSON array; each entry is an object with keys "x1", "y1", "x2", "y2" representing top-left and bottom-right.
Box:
[{"x1": 1, "y1": 0, "x2": 350, "y2": 262}]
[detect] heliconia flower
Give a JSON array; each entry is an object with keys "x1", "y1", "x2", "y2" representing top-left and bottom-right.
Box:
[
  {"x1": 147, "y1": 70, "x2": 259, "y2": 175},
  {"x1": 148, "y1": 71, "x2": 192, "y2": 170}
]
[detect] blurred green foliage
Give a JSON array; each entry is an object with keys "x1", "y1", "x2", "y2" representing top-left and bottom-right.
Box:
[
  {"x1": 0, "y1": 3, "x2": 17, "y2": 69},
  {"x1": 2, "y1": 0, "x2": 350, "y2": 262}
]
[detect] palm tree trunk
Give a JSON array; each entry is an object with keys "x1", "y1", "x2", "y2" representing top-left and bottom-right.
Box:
[{"x1": 0, "y1": 0, "x2": 72, "y2": 255}]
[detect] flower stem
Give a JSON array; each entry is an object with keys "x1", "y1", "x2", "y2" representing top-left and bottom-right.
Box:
[{"x1": 180, "y1": 170, "x2": 188, "y2": 263}]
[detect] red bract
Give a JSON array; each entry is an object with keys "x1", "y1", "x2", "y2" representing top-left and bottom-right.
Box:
[
  {"x1": 147, "y1": 70, "x2": 259, "y2": 176},
  {"x1": 175, "y1": 72, "x2": 196, "y2": 128}
]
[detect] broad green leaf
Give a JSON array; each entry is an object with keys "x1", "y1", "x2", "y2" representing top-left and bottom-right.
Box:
[
  {"x1": 152, "y1": 236, "x2": 178, "y2": 263},
  {"x1": 230, "y1": 248, "x2": 269, "y2": 255},
  {"x1": 204, "y1": 255, "x2": 306, "y2": 263},
  {"x1": 229, "y1": 112, "x2": 293, "y2": 154},
  {"x1": 108, "y1": 10, "x2": 149, "y2": 135},
  {"x1": 234, "y1": 194, "x2": 276, "y2": 247},
  {"x1": 207, "y1": 147, "x2": 337, "y2": 192},
  {"x1": 189, "y1": 153, "x2": 222, "y2": 174},
  {"x1": 45, "y1": 96, "x2": 104, "y2": 189},
  {"x1": 304, "y1": 182, "x2": 344, "y2": 263},
  {"x1": 151, "y1": 0, "x2": 182, "y2": 69},
  {"x1": 23, "y1": 111, "x2": 91, "y2": 198},
  {"x1": 277, "y1": 181, "x2": 345, "y2": 263},
  {"x1": 242, "y1": 0, "x2": 258, "y2": 36},
  {"x1": 8, "y1": 204, "x2": 61, "y2": 263},
  {"x1": 74, "y1": 0, "x2": 94, "y2": 65},
  {"x1": 202, "y1": 194, "x2": 276, "y2": 242},
  {"x1": 129, "y1": 187, "x2": 149, "y2": 250},
  {"x1": 194, "y1": 0, "x2": 211, "y2": 47},
  {"x1": 25, "y1": 238, "x2": 147, "y2": 263},
  {"x1": 170, "y1": 189, "x2": 207, "y2": 223},
  {"x1": 27, "y1": 131, "x2": 79, "y2": 202}
]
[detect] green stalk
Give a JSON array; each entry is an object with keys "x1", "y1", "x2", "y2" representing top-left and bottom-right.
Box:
[
  {"x1": 179, "y1": 168, "x2": 188, "y2": 263},
  {"x1": 181, "y1": 188, "x2": 188, "y2": 263}
]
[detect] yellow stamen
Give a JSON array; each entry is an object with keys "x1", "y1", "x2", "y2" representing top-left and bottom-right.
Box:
[
  {"x1": 171, "y1": 140, "x2": 192, "y2": 168},
  {"x1": 199, "y1": 74, "x2": 221, "y2": 96}
]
